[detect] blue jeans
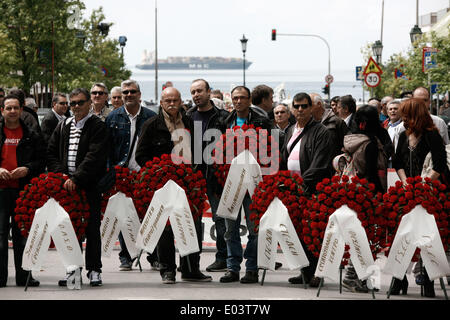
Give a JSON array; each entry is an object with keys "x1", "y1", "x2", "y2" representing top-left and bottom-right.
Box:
[
  {"x1": 207, "y1": 184, "x2": 227, "y2": 263},
  {"x1": 224, "y1": 193, "x2": 258, "y2": 273}
]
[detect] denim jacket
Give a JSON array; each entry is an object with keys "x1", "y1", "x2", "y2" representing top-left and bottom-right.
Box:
[{"x1": 105, "y1": 105, "x2": 156, "y2": 168}]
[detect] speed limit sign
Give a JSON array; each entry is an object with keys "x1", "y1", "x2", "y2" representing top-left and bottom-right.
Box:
[{"x1": 365, "y1": 72, "x2": 380, "y2": 87}]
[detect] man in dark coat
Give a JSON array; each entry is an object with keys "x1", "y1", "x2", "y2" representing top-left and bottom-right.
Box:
[
  {"x1": 0, "y1": 94, "x2": 45, "y2": 287},
  {"x1": 41, "y1": 93, "x2": 68, "y2": 145},
  {"x1": 47, "y1": 88, "x2": 109, "y2": 287}
]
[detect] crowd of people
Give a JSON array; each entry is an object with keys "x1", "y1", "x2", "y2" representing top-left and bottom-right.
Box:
[{"x1": 0, "y1": 80, "x2": 448, "y2": 298}]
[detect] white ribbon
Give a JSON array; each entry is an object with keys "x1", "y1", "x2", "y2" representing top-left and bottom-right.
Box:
[
  {"x1": 136, "y1": 180, "x2": 199, "y2": 257},
  {"x1": 384, "y1": 205, "x2": 450, "y2": 281},
  {"x1": 100, "y1": 192, "x2": 141, "y2": 259},
  {"x1": 216, "y1": 150, "x2": 262, "y2": 220},
  {"x1": 22, "y1": 198, "x2": 84, "y2": 272},
  {"x1": 258, "y1": 197, "x2": 309, "y2": 271},
  {"x1": 314, "y1": 205, "x2": 375, "y2": 284}
]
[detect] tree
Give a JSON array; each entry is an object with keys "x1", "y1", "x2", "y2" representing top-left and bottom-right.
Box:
[
  {"x1": 360, "y1": 29, "x2": 449, "y2": 100},
  {"x1": 0, "y1": 1, "x2": 130, "y2": 103}
]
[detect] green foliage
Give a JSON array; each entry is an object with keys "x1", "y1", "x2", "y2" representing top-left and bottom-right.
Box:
[
  {"x1": 0, "y1": 1, "x2": 130, "y2": 94},
  {"x1": 360, "y1": 29, "x2": 449, "y2": 99}
]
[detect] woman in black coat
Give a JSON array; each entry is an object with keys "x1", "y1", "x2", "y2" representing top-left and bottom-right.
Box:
[{"x1": 392, "y1": 98, "x2": 449, "y2": 298}]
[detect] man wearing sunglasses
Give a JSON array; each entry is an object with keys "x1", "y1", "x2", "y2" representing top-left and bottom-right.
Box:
[
  {"x1": 41, "y1": 93, "x2": 68, "y2": 145},
  {"x1": 90, "y1": 83, "x2": 112, "y2": 122},
  {"x1": 105, "y1": 79, "x2": 157, "y2": 272},
  {"x1": 47, "y1": 88, "x2": 109, "y2": 287},
  {"x1": 280, "y1": 92, "x2": 333, "y2": 288}
]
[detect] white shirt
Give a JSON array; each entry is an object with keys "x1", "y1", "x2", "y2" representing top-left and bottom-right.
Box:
[
  {"x1": 344, "y1": 113, "x2": 352, "y2": 127},
  {"x1": 125, "y1": 106, "x2": 142, "y2": 172},
  {"x1": 52, "y1": 109, "x2": 66, "y2": 122}
]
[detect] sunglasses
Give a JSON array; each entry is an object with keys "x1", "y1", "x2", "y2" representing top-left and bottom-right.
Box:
[
  {"x1": 58, "y1": 102, "x2": 68, "y2": 106},
  {"x1": 123, "y1": 90, "x2": 138, "y2": 95},
  {"x1": 292, "y1": 103, "x2": 310, "y2": 110},
  {"x1": 91, "y1": 91, "x2": 106, "y2": 96},
  {"x1": 275, "y1": 110, "x2": 286, "y2": 115},
  {"x1": 70, "y1": 100, "x2": 87, "y2": 107}
]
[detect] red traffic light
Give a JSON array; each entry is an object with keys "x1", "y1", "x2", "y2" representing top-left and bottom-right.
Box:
[{"x1": 271, "y1": 29, "x2": 276, "y2": 41}]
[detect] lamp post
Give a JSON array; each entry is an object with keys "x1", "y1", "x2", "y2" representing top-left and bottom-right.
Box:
[
  {"x1": 240, "y1": 34, "x2": 248, "y2": 86},
  {"x1": 372, "y1": 40, "x2": 383, "y2": 65},
  {"x1": 119, "y1": 36, "x2": 127, "y2": 56},
  {"x1": 410, "y1": 0, "x2": 422, "y2": 46}
]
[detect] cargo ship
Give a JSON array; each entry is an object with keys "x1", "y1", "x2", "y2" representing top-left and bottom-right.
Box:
[{"x1": 135, "y1": 50, "x2": 252, "y2": 70}]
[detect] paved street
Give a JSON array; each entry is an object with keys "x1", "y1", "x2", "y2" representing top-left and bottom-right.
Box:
[{"x1": 1, "y1": 247, "x2": 448, "y2": 301}]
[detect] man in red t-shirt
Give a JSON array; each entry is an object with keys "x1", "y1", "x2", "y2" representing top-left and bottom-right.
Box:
[{"x1": 0, "y1": 94, "x2": 45, "y2": 288}]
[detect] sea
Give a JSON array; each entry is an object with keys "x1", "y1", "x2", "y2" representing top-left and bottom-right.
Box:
[{"x1": 129, "y1": 67, "x2": 369, "y2": 105}]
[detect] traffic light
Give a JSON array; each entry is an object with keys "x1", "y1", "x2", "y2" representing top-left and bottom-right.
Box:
[
  {"x1": 322, "y1": 84, "x2": 329, "y2": 95},
  {"x1": 271, "y1": 29, "x2": 276, "y2": 41}
]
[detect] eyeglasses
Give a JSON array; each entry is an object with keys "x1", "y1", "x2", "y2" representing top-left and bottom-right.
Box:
[
  {"x1": 123, "y1": 90, "x2": 138, "y2": 95},
  {"x1": 91, "y1": 91, "x2": 106, "y2": 96},
  {"x1": 70, "y1": 100, "x2": 87, "y2": 107},
  {"x1": 112, "y1": 96, "x2": 122, "y2": 99},
  {"x1": 275, "y1": 111, "x2": 286, "y2": 115},
  {"x1": 292, "y1": 103, "x2": 310, "y2": 110}
]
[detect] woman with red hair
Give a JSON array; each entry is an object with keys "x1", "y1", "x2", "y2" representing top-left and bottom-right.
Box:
[{"x1": 392, "y1": 98, "x2": 449, "y2": 297}]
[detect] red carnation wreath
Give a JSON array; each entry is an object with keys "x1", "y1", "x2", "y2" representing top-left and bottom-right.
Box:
[
  {"x1": 249, "y1": 170, "x2": 307, "y2": 235},
  {"x1": 133, "y1": 154, "x2": 207, "y2": 222},
  {"x1": 101, "y1": 166, "x2": 138, "y2": 215},
  {"x1": 14, "y1": 172, "x2": 90, "y2": 240},
  {"x1": 212, "y1": 124, "x2": 279, "y2": 187},
  {"x1": 303, "y1": 175, "x2": 386, "y2": 265},
  {"x1": 381, "y1": 176, "x2": 449, "y2": 261}
]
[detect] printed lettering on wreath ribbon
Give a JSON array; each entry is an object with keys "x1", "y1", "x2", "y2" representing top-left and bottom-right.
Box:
[
  {"x1": 100, "y1": 192, "x2": 141, "y2": 259},
  {"x1": 314, "y1": 205, "x2": 376, "y2": 285},
  {"x1": 258, "y1": 197, "x2": 309, "y2": 271},
  {"x1": 136, "y1": 180, "x2": 199, "y2": 257},
  {"x1": 22, "y1": 198, "x2": 84, "y2": 272},
  {"x1": 384, "y1": 205, "x2": 450, "y2": 281},
  {"x1": 216, "y1": 150, "x2": 262, "y2": 220}
]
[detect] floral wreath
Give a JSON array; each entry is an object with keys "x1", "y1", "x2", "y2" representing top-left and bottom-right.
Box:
[
  {"x1": 14, "y1": 172, "x2": 90, "y2": 240},
  {"x1": 212, "y1": 124, "x2": 279, "y2": 187},
  {"x1": 249, "y1": 170, "x2": 307, "y2": 236},
  {"x1": 133, "y1": 154, "x2": 207, "y2": 223},
  {"x1": 303, "y1": 175, "x2": 385, "y2": 265},
  {"x1": 100, "y1": 166, "x2": 138, "y2": 216},
  {"x1": 381, "y1": 176, "x2": 449, "y2": 261}
]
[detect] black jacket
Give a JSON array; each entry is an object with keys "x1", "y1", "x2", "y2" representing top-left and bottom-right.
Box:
[
  {"x1": 321, "y1": 109, "x2": 350, "y2": 157},
  {"x1": 0, "y1": 119, "x2": 46, "y2": 189},
  {"x1": 41, "y1": 110, "x2": 61, "y2": 145},
  {"x1": 281, "y1": 118, "x2": 333, "y2": 193},
  {"x1": 186, "y1": 102, "x2": 229, "y2": 179},
  {"x1": 135, "y1": 110, "x2": 194, "y2": 168},
  {"x1": 47, "y1": 115, "x2": 109, "y2": 190}
]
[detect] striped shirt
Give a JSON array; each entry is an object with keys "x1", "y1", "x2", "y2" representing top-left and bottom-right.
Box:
[{"x1": 67, "y1": 114, "x2": 92, "y2": 174}]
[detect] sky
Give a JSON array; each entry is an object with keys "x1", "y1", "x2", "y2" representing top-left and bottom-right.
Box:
[{"x1": 81, "y1": 0, "x2": 449, "y2": 82}]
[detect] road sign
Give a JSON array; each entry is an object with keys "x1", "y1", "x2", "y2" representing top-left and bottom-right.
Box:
[
  {"x1": 365, "y1": 72, "x2": 381, "y2": 87},
  {"x1": 325, "y1": 74, "x2": 334, "y2": 84},
  {"x1": 422, "y1": 47, "x2": 438, "y2": 73},
  {"x1": 363, "y1": 57, "x2": 383, "y2": 75},
  {"x1": 355, "y1": 66, "x2": 363, "y2": 81}
]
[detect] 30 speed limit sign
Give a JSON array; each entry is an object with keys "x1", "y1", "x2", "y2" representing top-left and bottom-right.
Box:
[{"x1": 365, "y1": 72, "x2": 381, "y2": 87}]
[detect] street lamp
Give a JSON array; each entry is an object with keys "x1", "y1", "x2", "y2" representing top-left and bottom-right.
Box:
[
  {"x1": 240, "y1": 34, "x2": 248, "y2": 86},
  {"x1": 410, "y1": 0, "x2": 422, "y2": 46},
  {"x1": 372, "y1": 40, "x2": 383, "y2": 65},
  {"x1": 119, "y1": 36, "x2": 127, "y2": 56},
  {"x1": 409, "y1": 25, "x2": 423, "y2": 46}
]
